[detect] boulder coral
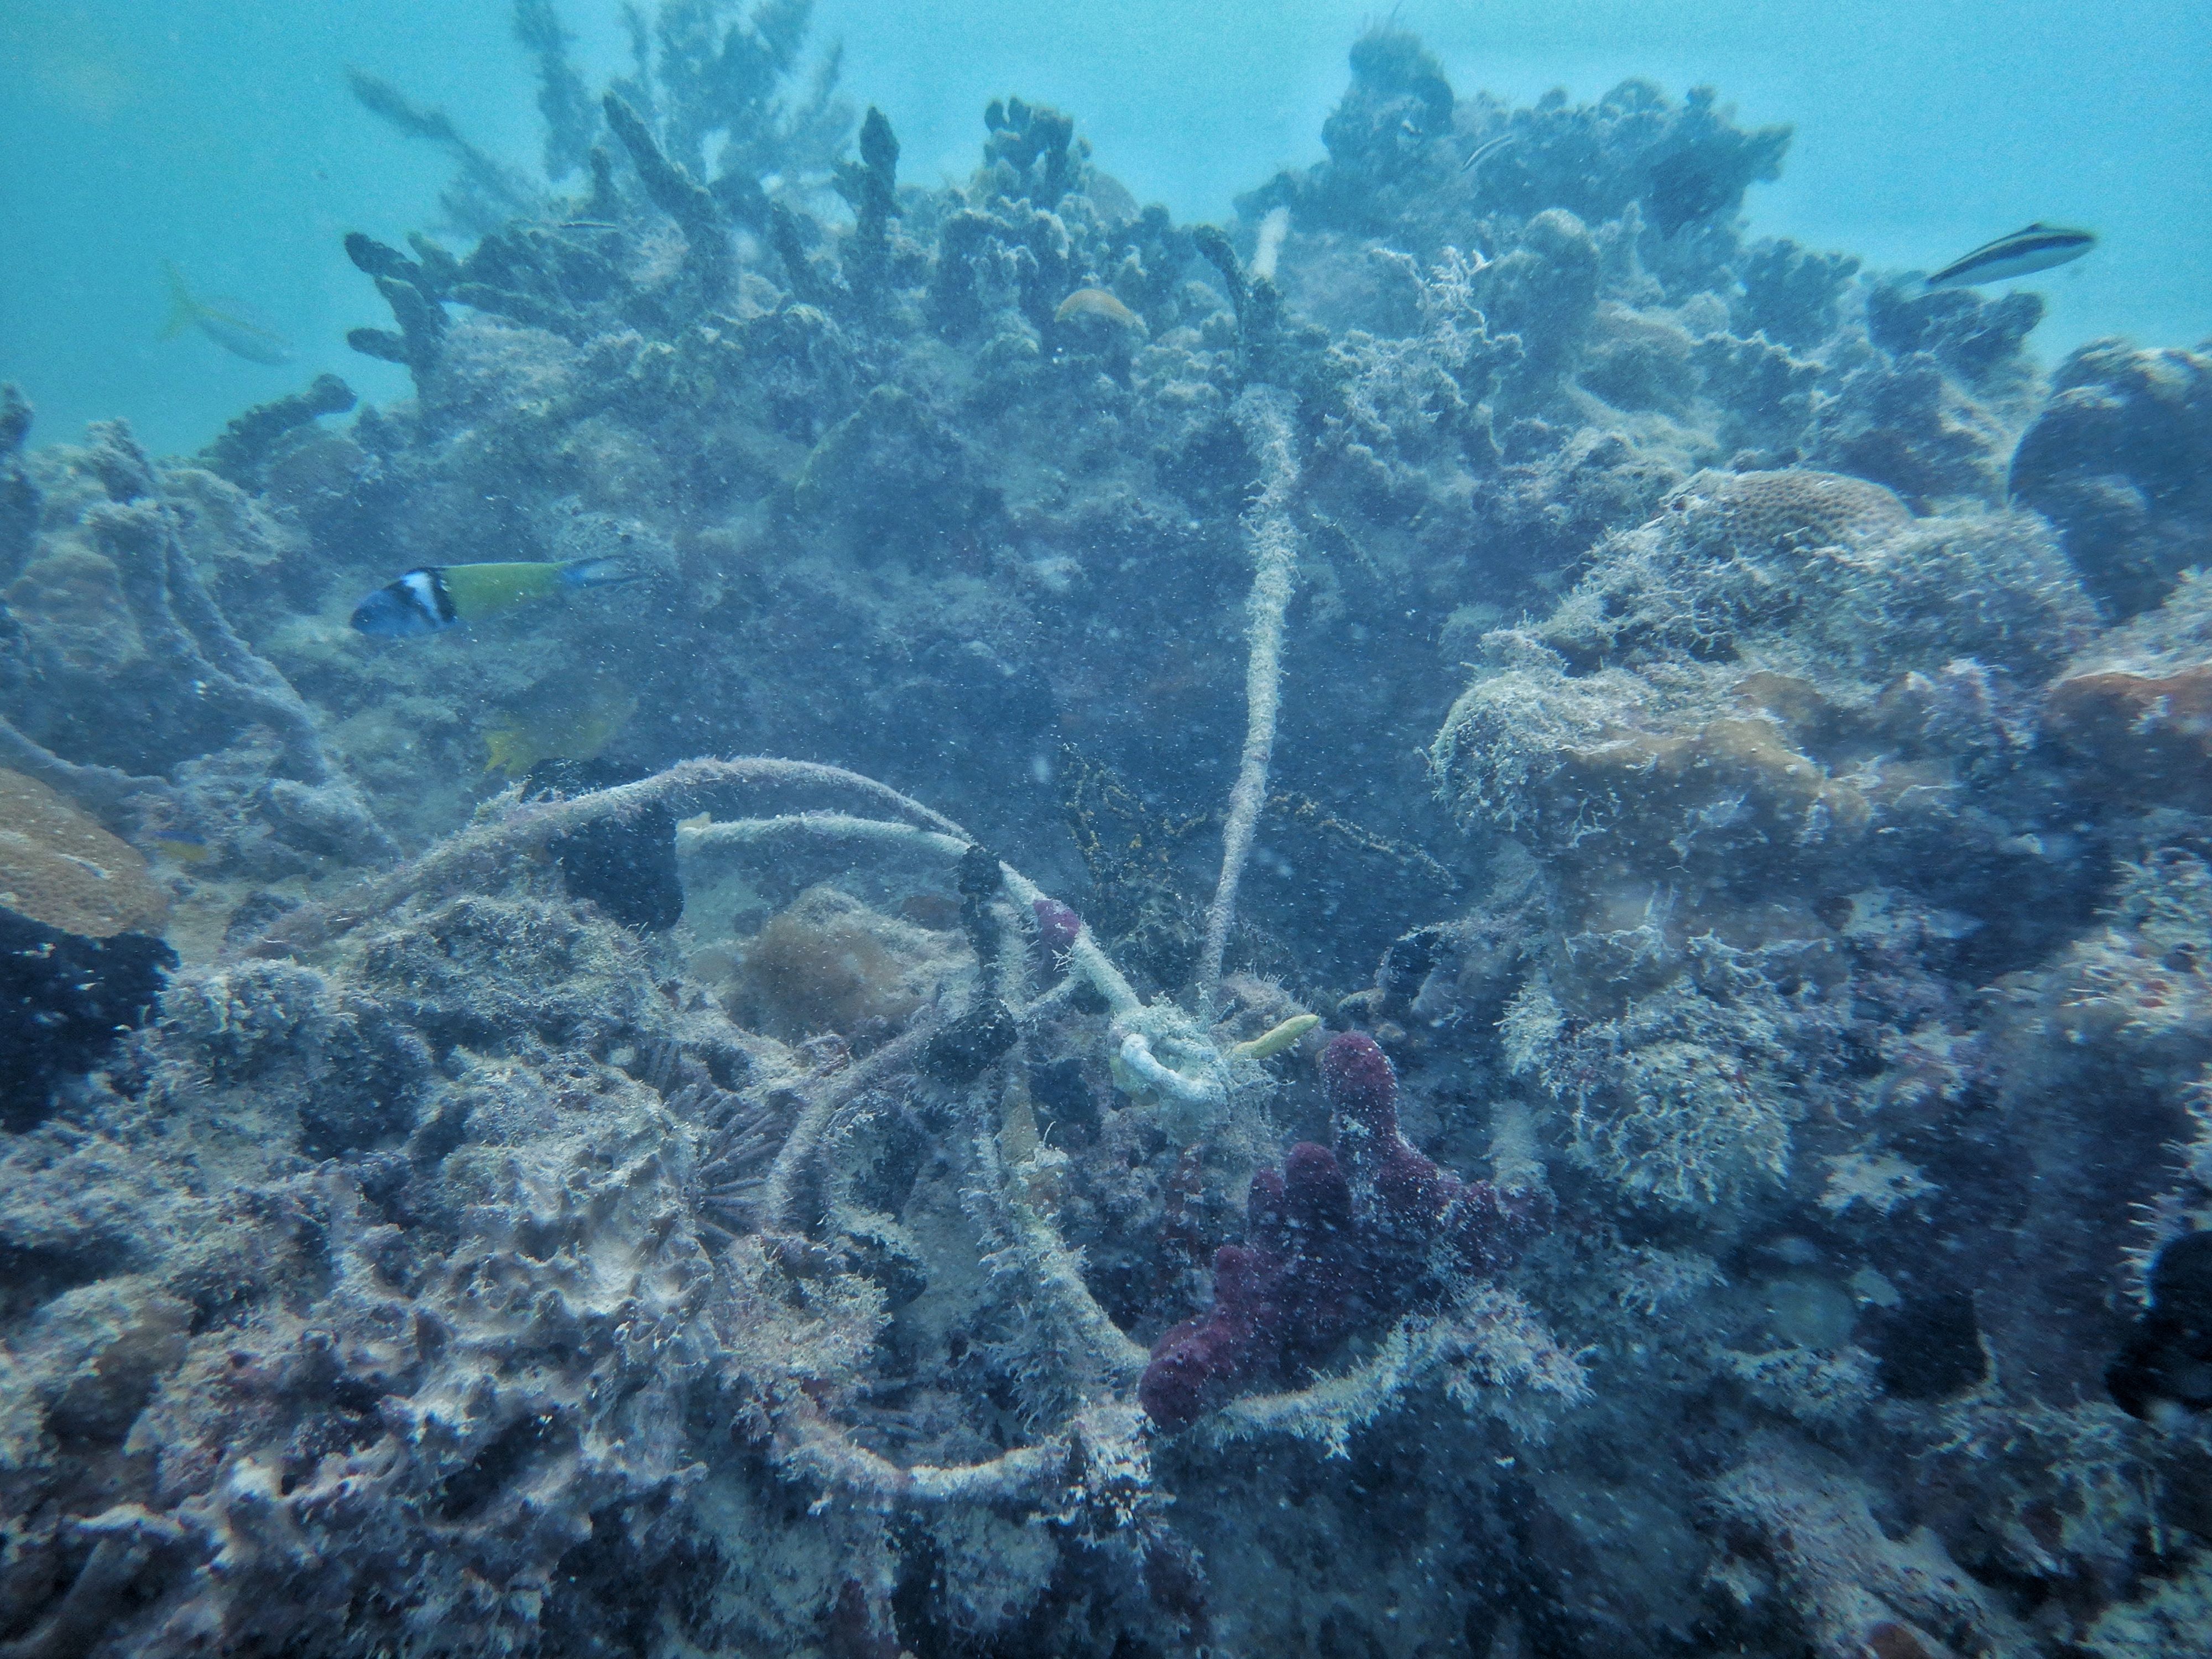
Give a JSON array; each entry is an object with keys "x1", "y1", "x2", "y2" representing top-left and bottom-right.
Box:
[
  {"x1": 2010, "y1": 338, "x2": 2212, "y2": 617},
  {"x1": 1430, "y1": 472, "x2": 2096, "y2": 1207}
]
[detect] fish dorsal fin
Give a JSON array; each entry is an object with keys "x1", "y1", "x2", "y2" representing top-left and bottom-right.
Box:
[{"x1": 2019, "y1": 221, "x2": 2046, "y2": 231}]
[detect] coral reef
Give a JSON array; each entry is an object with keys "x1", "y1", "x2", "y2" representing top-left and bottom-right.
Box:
[
  {"x1": 7, "y1": 10, "x2": 2212, "y2": 1655},
  {"x1": 1431, "y1": 469, "x2": 2095, "y2": 1209}
]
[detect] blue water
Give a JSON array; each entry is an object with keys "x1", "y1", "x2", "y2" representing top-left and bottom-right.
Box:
[{"x1": 3, "y1": 0, "x2": 2206, "y2": 455}]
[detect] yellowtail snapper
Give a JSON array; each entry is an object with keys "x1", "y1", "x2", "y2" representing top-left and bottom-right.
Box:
[
  {"x1": 159, "y1": 261, "x2": 295, "y2": 366},
  {"x1": 350, "y1": 557, "x2": 638, "y2": 639},
  {"x1": 1925, "y1": 222, "x2": 2095, "y2": 289}
]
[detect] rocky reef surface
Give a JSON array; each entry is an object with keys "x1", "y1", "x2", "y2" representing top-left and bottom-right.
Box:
[{"x1": 4, "y1": 8, "x2": 2211, "y2": 1656}]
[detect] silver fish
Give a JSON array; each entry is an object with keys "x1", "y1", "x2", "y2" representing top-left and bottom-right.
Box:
[
  {"x1": 1925, "y1": 222, "x2": 2095, "y2": 289},
  {"x1": 1462, "y1": 133, "x2": 1517, "y2": 175},
  {"x1": 159, "y1": 262, "x2": 295, "y2": 366}
]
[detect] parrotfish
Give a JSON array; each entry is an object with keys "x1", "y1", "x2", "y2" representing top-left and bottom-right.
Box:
[
  {"x1": 349, "y1": 557, "x2": 637, "y2": 639},
  {"x1": 159, "y1": 260, "x2": 295, "y2": 366},
  {"x1": 1924, "y1": 222, "x2": 2095, "y2": 289}
]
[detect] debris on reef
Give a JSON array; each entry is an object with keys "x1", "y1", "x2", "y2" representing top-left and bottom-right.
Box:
[{"x1": 7, "y1": 9, "x2": 2212, "y2": 1654}]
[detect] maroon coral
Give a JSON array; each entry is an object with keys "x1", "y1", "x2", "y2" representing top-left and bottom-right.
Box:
[
  {"x1": 1138, "y1": 1031, "x2": 1550, "y2": 1430},
  {"x1": 1032, "y1": 898, "x2": 1083, "y2": 956}
]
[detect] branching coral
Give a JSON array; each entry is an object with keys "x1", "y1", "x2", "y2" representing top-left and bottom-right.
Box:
[{"x1": 1, "y1": 418, "x2": 390, "y2": 867}]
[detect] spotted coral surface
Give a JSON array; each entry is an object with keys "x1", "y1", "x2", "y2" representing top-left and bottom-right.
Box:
[{"x1": 0, "y1": 767, "x2": 169, "y2": 938}]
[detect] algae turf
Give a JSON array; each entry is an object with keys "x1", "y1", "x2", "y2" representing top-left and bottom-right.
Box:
[
  {"x1": 0, "y1": 908, "x2": 175, "y2": 1130},
  {"x1": 1, "y1": 9, "x2": 2211, "y2": 1659},
  {"x1": 525, "y1": 757, "x2": 684, "y2": 931}
]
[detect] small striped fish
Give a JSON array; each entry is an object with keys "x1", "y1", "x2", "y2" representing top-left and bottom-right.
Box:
[{"x1": 1925, "y1": 222, "x2": 2095, "y2": 289}]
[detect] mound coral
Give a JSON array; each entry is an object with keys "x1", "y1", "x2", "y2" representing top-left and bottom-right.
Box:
[
  {"x1": 15, "y1": 9, "x2": 2212, "y2": 1653},
  {"x1": 0, "y1": 768, "x2": 169, "y2": 938},
  {"x1": 2043, "y1": 569, "x2": 2212, "y2": 814},
  {"x1": 1428, "y1": 472, "x2": 2097, "y2": 1209},
  {"x1": 2010, "y1": 338, "x2": 2212, "y2": 617}
]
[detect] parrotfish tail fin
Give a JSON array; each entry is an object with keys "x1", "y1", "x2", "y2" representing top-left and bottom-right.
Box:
[
  {"x1": 557, "y1": 556, "x2": 642, "y2": 589},
  {"x1": 158, "y1": 260, "x2": 198, "y2": 341}
]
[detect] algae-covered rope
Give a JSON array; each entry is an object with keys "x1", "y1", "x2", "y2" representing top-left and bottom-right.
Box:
[
  {"x1": 251, "y1": 758, "x2": 969, "y2": 952},
  {"x1": 1194, "y1": 384, "x2": 1302, "y2": 1020}
]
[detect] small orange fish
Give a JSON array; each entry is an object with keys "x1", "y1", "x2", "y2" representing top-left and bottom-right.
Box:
[{"x1": 1053, "y1": 288, "x2": 1142, "y2": 330}]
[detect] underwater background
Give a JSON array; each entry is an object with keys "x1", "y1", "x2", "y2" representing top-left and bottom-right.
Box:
[
  {"x1": 4, "y1": 1, "x2": 2212, "y2": 1655},
  {"x1": 6, "y1": 0, "x2": 2209, "y2": 456}
]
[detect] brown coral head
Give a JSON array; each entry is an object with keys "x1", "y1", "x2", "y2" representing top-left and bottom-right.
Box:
[
  {"x1": 0, "y1": 768, "x2": 169, "y2": 938},
  {"x1": 2044, "y1": 665, "x2": 2212, "y2": 812},
  {"x1": 727, "y1": 890, "x2": 930, "y2": 1045}
]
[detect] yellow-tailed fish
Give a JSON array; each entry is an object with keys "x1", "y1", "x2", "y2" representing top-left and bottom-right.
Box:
[
  {"x1": 481, "y1": 668, "x2": 639, "y2": 776},
  {"x1": 159, "y1": 260, "x2": 295, "y2": 366},
  {"x1": 349, "y1": 557, "x2": 638, "y2": 638},
  {"x1": 144, "y1": 829, "x2": 216, "y2": 865}
]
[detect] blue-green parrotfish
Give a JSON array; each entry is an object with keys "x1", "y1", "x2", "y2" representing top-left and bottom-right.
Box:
[
  {"x1": 1925, "y1": 222, "x2": 2095, "y2": 289},
  {"x1": 159, "y1": 261, "x2": 295, "y2": 366},
  {"x1": 349, "y1": 558, "x2": 637, "y2": 639}
]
